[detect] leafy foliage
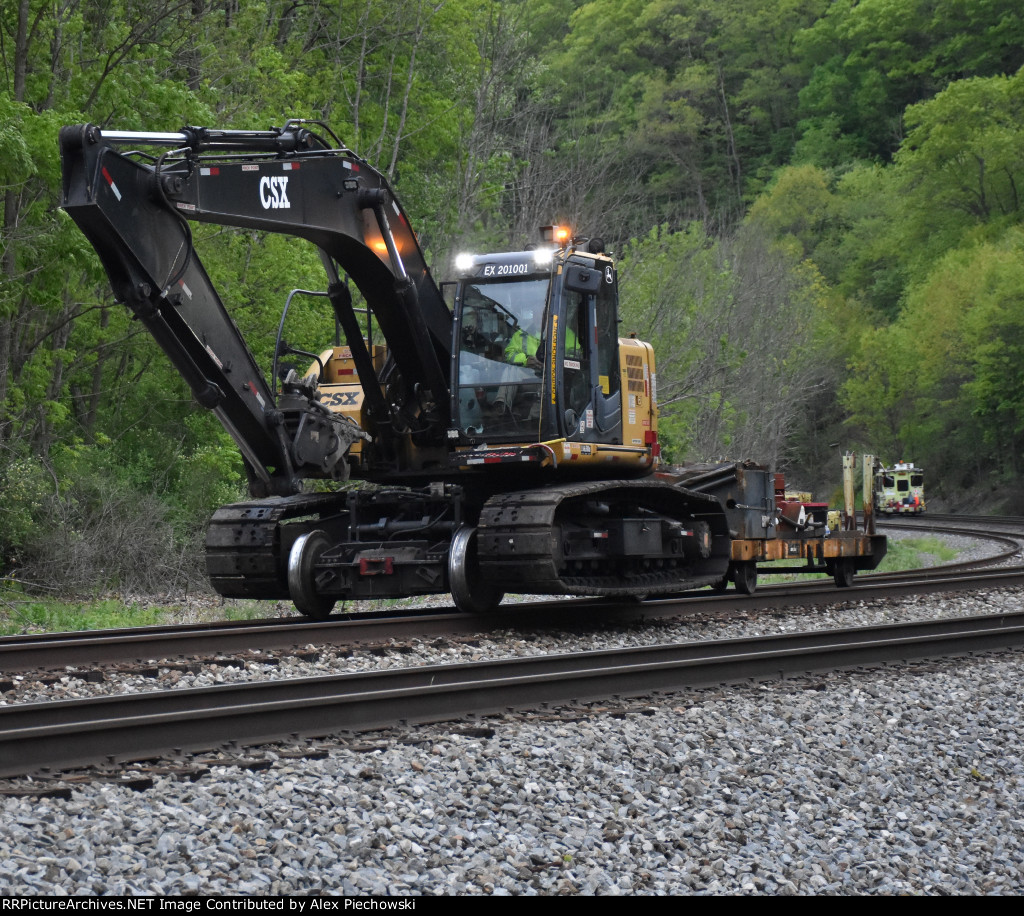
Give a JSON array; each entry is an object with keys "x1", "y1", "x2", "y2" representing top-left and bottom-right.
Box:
[{"x1": 620, "y1": 222, "x2": 835, "y2": 466}]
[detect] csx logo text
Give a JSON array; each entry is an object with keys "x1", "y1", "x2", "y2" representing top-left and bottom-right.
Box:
[
  {"x1": 323, "y1": 391, "x2": 359, "y2": 407},
  {"x1": 259, "y1": 176, "x2": 291, "y2": 209}
]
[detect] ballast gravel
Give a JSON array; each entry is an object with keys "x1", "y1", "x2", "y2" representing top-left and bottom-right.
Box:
[
  {"x1": 3, "y1": 588, "x2": 1022, "y2": 705},
  {"x1": 3, "y1": 649, "x2": 1024, "y2": 895},
  {"x1": 2, "y1": 532, "x2": 1024, "y2": 894}
]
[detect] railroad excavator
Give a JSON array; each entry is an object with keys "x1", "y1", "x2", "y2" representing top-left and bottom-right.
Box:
[{"x1": 59, "y1": 120, "x2": 884, "y2": 617}]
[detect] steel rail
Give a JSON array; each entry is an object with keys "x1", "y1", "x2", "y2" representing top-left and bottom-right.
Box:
[
  {"x1": 1, "y1": 565, "x2": 1021, "y2": 674},
  {"x1": 0, "y1": 598, "x2": 622, "y2": 672},
  {"x1": 3, "y1": 611, "x2": 1024, "y2": 778},
  {"x1": 896, "y1": 514, "x2": 1024, "y2": 528},
  {"x1": 644, "y1": 564, "x2": 1024, "y2": 614},
  {"x1": 3, "y1": 567, "x2": 1023, "y2": 675}
]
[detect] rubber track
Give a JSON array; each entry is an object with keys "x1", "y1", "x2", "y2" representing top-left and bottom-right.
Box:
[
  {"x1": 476, "y1": 479, "x2": 729, "y2": 597},
  {"x1": 205, "y1": 491, "x2": 346, "y2": 598}
]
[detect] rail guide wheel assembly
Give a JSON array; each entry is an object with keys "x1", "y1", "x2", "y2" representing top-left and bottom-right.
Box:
[
  {"x1": 288, "y1": 529, "x2": 337, "y2": 620},
  {"x1": 832, "y1": 558, "x2": 856, "y2": 588},
  {"x1": 733, "y1": 561, "x2": 758, "y2": 595},
  {"x1": 448, "y1": 526, "x2": 505, "y2": 613}
]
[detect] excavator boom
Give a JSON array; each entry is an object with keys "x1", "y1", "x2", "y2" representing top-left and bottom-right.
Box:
[{"x1": 59, "y1": 122, "x2": 451, "y2": 494}]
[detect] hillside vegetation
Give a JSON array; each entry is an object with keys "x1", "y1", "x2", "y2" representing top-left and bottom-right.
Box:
[{"x1": 2, "y1": 0, "x2": 1022, "y2": 592}]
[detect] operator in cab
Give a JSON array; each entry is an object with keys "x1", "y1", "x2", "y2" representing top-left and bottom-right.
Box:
[{"x1": 504, "y1": 308, "x2": 543, "y2": 369}]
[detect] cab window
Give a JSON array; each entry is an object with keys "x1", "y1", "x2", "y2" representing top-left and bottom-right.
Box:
[{"x1": 455, "y1": 277, "x2": 548, "y2": 438}]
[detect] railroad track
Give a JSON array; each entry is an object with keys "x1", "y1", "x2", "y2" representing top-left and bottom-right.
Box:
[
  {"x1": 2, "y1": 565, "x2": 1023, "y2": 674},
  {"x1": 3, "y1": 610, "x2": 1024, "y2": 779},
  {"x1": 0, "y1": 514, "x2": 1021, "y2": 779},
  {"x1": 895, "y1": 513, "x2": 1024, "y2": 529}
]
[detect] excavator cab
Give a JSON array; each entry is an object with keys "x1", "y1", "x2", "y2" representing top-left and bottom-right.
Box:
[
  {"x1": 452, "y1": 261, "x2": 549, "y2": 439},
  {"x1": 449, "y1": 232, "x2": 647, "y2": 474}
]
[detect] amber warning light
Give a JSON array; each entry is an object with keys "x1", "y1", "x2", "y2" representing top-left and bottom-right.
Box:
[{"x1": 540, "y1": 224, "x2": 571, "y2": 245}]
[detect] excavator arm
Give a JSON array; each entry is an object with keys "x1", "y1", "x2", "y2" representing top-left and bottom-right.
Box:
[{"x1": 59, "y1": 121, "x2": 452, "y2": 496}]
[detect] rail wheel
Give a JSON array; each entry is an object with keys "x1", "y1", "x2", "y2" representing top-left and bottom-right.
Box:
[
  {"x1": 287, "y1": 530, "x2": 337, "y2": 620},
  {"x1": 733, "y1": 561, "x2": 758, "y2": 595},
  {"x1": 449, "y1": 526, "x2": 505, "y2": 613},
  {"x1": 833, "y1": 558, "x2": 855, "y2": 588}
]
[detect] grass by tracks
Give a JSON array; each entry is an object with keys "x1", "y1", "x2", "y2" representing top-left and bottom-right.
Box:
[
  {"x1": 0, "y1": 582, "x2": 277, "y2": 637},
  {"x1": 0, "y1": 582, "x2": 435, "y2": 636},
  {"x1": 877, "y1": 536, "x2": 959, "y2": 571}
]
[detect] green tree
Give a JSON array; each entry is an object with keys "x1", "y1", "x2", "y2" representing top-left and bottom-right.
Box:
[
  {"x1": 794, "y1": 0, "x2": 1024, "y2": 166},
  {"x1": 892, "y1": 68, "x2": 1024, "y2": 276},
  {"x1": 620, "y1": 222, "x2": 835, "y2": 465}
]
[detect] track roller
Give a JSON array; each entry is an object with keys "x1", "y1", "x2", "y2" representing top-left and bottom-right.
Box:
[{"x1": 710, "y1": 574, "x2": 730, "y2": 593}]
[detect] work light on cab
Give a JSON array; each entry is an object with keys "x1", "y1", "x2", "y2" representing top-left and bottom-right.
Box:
[{"x1": 539, "y1": 224, "x2": 571, "y2": 246}]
